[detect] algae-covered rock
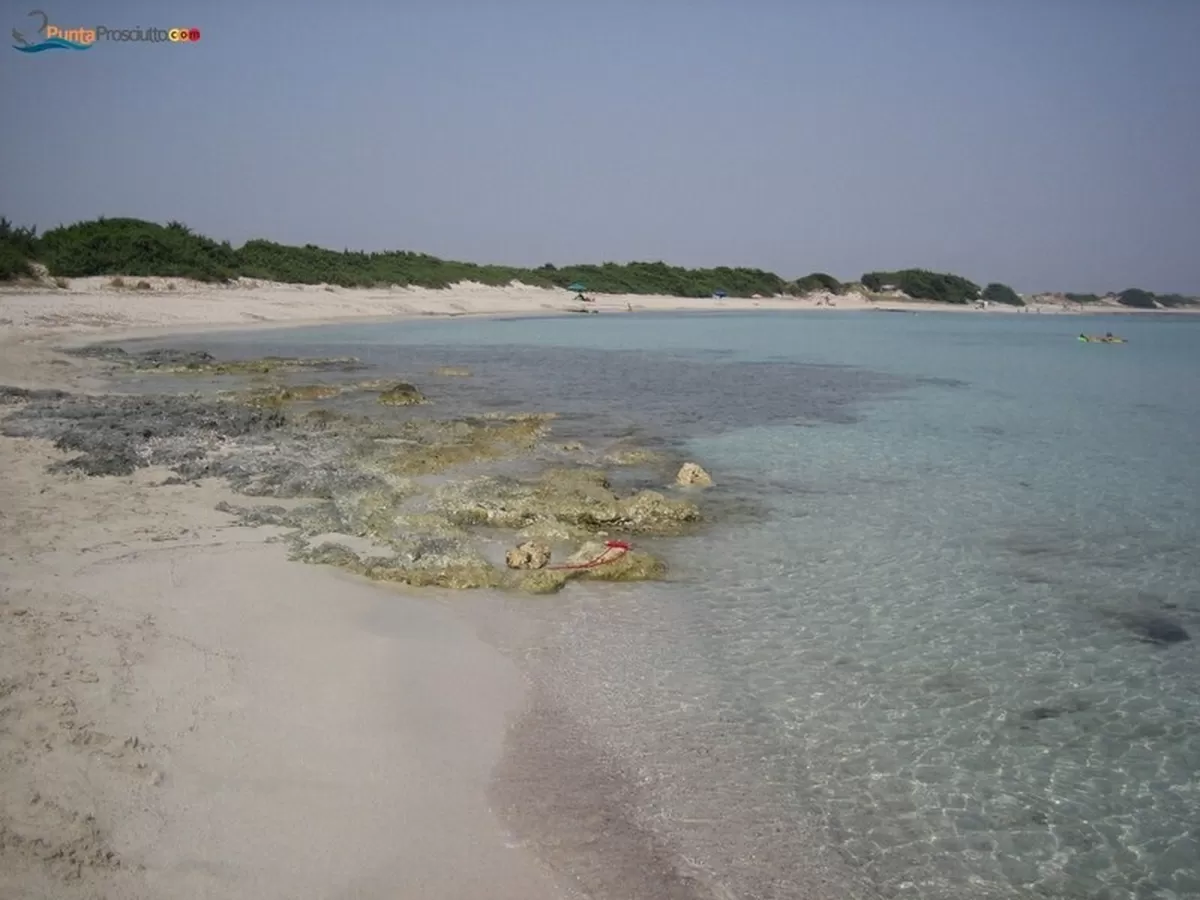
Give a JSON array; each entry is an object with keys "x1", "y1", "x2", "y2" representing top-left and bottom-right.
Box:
[
  {"x1": 505, "y1": 541, "x2": 551, "y2": 570},
  {"x1": 295, "y1": 542, "x2": 366, "y2": 570},
  {"x1": 65, "y1": 346, "x2": 364, "y2": 376},
  {"x1": 617, "y1": 490, "x2": 700, "y2": 533},
  {"x1": 284, "y1": 384, "x2": 341, "y2": 401},
  {"x1": 378, "y1": 382, "x2": 427, "y2": 406},
  {"x1": 382, "y1": 414, "x2": 552, "y2": 476},
  {"x1": 362, "y1": 560, "x2": 503, "y2": 590},
  {"x1": 302, "y1": 408, "x2": 356, "y2": 430},
  {"x1": 391, "y1": 512, "x2": 469, "y2": 540},
  {"x1": 434, "y1": 469, "x2": 618, "y2": 531},
  {"x1": 148, "y1": 354, "x2": 362, "y2": 375},
  {"x1": 233, "y1": 384, "x2": 341, "y2": 408},
  {"x1": 512, "y1": 569, "x2": 572, "y2": 594},
  {"x1": 331, "y1": 487, "x2": 412, "y2": 539},
  {"x1": 567, "y1": 541, "x2": 668, "y2": 582},
  {"x1": 21, "y1": 351, "x2": 706, "y2": 594},
  {"x1": 518, "y1": 518, "x2": 598, "y2": 546},
  {"x1": 675, "y1": 461, "x2": 713, "y2": 487},
  {"x1": 433, "y1": 468, "x2": 699, "y2": 535},
  {"x1": 507, "y1": 540, "x2": 667, "y2": 594},
  {"x1": 280, "y1": 505, "x2": 503, "y2": 589}
]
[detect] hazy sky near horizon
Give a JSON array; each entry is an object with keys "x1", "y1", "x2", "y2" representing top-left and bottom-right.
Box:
[{"x1": 2, "y1": 0, "x2": 1198, "y2": 294}]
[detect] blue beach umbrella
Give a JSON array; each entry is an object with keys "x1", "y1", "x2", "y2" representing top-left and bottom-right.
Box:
[
  {"x1": 567, "y1": 281, "x2": 587, "y2": 293},
  {"x1": 714, "y1": 289, "x2": 728, "y2": 299}
]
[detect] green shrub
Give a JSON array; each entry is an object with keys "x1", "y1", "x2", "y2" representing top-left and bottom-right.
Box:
[
  {"x1": 38, "y1": 217, "x2": 238, "y2": 281},
  {"x1": 1117, "y1": 288, "x2": 1157, "y2": 309},
  {"x1": 861, "y1": 269, "x2": 981, "y2": 304},
  {"x1": 5, "y1": 215, "x2": 1193, "y2": 307},
  {"x1": 0, "y1": 217, "x2": 37, "y2": 281},
  {"x1": 982, "y1": 282, "x2": 1023, "y2": 306},
  {"x1": 789, "y1": 272, "x2": 844, "y2": 295},
  {"x1": 0, "y1": 242, "x2": 33, "y2": 281},
  {"x1": 1155, "y1": 293, "x2": 1198, "y2": 308}
]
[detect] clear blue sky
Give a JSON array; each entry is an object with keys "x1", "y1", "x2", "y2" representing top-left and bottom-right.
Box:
[{"x1": 2, "y1": 0, "x2": 1198, "y2": 294}]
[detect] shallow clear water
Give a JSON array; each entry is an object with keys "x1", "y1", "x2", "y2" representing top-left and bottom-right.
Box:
[{"x1": 137, "y1": 312, "x2": 1200, "y2": 899}]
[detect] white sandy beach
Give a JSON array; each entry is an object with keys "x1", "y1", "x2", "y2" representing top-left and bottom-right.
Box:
[
  {"x1": 0, "y1": 277, "x2": 1186, "y2": 899},
  {"x1": 0, "y1": 284, "x2": 583, "y2": 900},
  {"x1": 1, "y1": 274, "x2": 1180, "y2": 339}
]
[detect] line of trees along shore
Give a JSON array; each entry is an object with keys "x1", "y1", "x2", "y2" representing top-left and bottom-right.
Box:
[{"x1": 1, "y1": 216, "x2": 1194, "y2": 308}]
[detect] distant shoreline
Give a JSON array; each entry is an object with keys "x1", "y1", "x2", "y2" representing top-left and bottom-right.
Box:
[
  {"x1": 4, "y1": 217, "x2": 1195, "y2": 311},
  {"x1": 2, "y1": 277, "x2": 1196, "y2": 350}
]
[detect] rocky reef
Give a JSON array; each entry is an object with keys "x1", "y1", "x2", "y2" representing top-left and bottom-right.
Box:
[
  {"x1": 377, "y1": 382, "x2": 427, "y2": 406},
  {"x1": 65, "y1": 345, "x2": 366, "y2": 375},
  {"x1": 432, "y1": 468, "x2": 700, "y2": 535},
  {"x1": 1, "y1": 390, "x2": 288, "y2": 477},
  {"x1": 2, "y1": 347, "x2": 719, "y2": 595}
]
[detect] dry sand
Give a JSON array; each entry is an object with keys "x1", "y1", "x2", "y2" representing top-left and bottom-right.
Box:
[
  {"x1": 2, "y1": 275, "x2": 1182, "y2": 340},
  {"x1": 0, "y1": 290, "x2": 576, "y2": 899},
  {"x1": 0, "y1": 277, "x2": 1182, "y2": 899}
]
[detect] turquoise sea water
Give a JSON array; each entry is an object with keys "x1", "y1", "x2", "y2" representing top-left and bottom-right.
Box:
[{"x1": 142, "y1": 312, "x2": 1200, "y2": 899}]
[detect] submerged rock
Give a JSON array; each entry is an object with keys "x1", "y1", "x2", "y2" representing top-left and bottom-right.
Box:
[
  {"x1": 675, "y1": 461, "x2": 714, "y2": 487},
  {"x1": 1120, "y1": 613, "x2": 1191, "y2": 646},
  {"x1": 432, "y1": 366, "x2": 471, "y2": 377},
  {"x1": 377, "y1": 382, "x2": 427, "y2": 406},
  {"x1": 513, "y1": 569, "x2": 574, "y2": 595},
  {"x1": 604, "y1": 446, "x2": 668, "y2": 466},
  {"x1": 505, "y1": 541, "x2": 552, "y2": 570},
  {"x1": 67, "y1": 346, "x2": 366, "y2": 375},
  {"x1": 64, "y1": 346, "x2": 215, "y2": 369},
  {"x1": 157, "y1": 355, "x2": 363, "y2": 375}
]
